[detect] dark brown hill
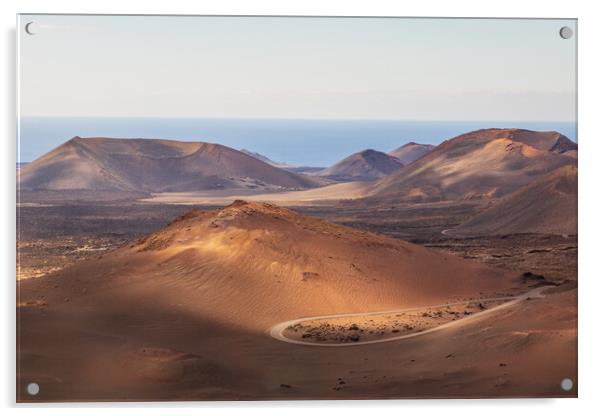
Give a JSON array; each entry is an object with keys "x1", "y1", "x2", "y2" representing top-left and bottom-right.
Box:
[
  {"x1": 19, "y1": 137, "x2": 318, "y2": 192},
  {"x1": 388, "y1": 142, "x2": 435, "y2": 165},
  {"x1": 449, "y1": 165, "x2": 577, "y2": 236},
  {"x1": 316, "y1": 149, "x2": 403, "y2": 181},
  {"x1": 370, "y1": 129, "x2": 577, "y2": 202}
]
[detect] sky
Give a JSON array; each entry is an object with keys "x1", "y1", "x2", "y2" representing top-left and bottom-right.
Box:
[{"x1": 18, "y1": 15, "x2": 576, "y2": 122}]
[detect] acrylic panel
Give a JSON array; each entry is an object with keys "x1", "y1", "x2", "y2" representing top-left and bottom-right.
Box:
[{"x1": 16, "y1": 15, "x2": 577, "y2": 402}]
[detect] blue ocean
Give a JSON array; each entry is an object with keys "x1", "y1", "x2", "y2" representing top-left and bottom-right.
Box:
[{"x1": 18, "y1": 117, "x2": 577, "y2": 167}]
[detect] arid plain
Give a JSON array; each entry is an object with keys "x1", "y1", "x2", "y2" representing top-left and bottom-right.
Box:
[{"x1": 17, "y1": 128, "x2": 577, "y2": 401}]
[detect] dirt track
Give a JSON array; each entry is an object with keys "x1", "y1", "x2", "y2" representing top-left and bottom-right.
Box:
[{"x1": 269, "y1": 286, "x2": 548, "y2": 347}]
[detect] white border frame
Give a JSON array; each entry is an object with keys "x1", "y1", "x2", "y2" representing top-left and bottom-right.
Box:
[{"x1": 3, "y1": 1, "x2": 600, "y2": 415}]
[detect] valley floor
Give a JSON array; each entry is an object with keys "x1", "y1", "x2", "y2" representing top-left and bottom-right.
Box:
[{"x1": 17, "y1": 200, "x2": 577, "y2": 284}]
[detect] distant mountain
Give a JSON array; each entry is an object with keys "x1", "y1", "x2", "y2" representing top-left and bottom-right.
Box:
[
  {"x1": 285, "y1": 166, "x2": 326, "y2": 175},
  {"x1": 239, "y1": 148, "x2": 330, "y2": 179},
  {"x1": 316, "y1": 149, "x2": 404, "y2": 182},
  {"x1": 239, "y1": 149, "x2": 292, "y2": 169},
  {"x1": 449, "y1": 165, "x2": 577, "y2": 236},
  {"x1": 19, "y1": 137, "x2": 319, "y2": 193},
  {"x1": 388, "y1": 142, "x2": 435, "y2": 165},
  {"x1": 370, "y1": 129, "x2": 577, "y2": 202}
]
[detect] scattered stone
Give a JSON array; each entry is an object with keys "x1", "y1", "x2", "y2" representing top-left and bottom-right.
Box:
[{"x1": 302, "y1": 271, "x2": 319, "y2": 281}]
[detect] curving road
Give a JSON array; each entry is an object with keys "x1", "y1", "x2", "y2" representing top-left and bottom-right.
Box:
[{"x1": 268, "y1": 286, "x2": 548, "y2": 347}]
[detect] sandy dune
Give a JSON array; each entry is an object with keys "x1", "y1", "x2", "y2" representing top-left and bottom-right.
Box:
[
  {"x1": 20, "y1": 201, "x2": 513, "y2": 328},
  {"x1": 19, "y1": 137, "x2": 318, "y2": 192}
]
